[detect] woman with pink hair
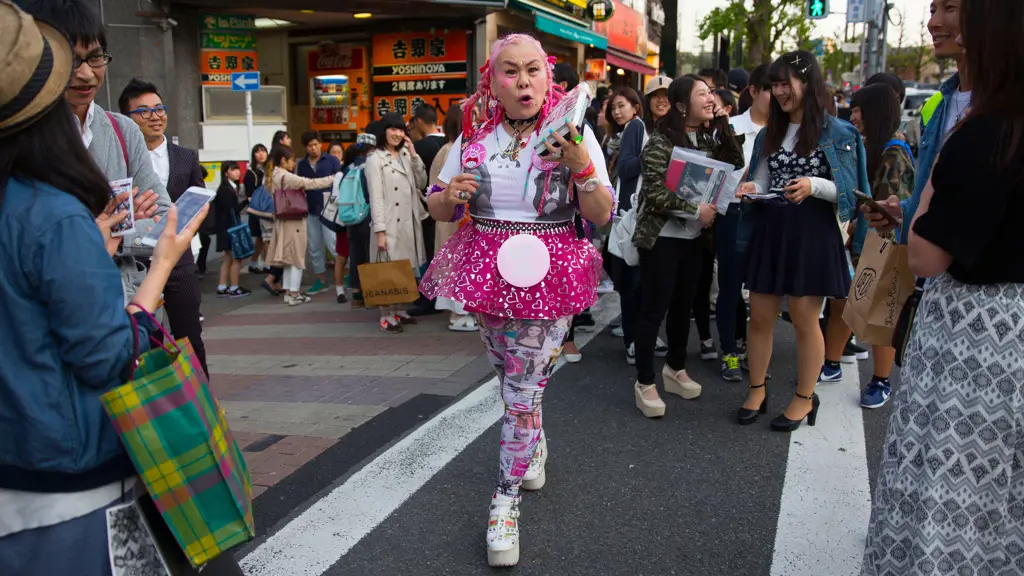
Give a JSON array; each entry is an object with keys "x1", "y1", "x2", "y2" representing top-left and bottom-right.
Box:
[{"x1": 420, "y1": 34, "x2": 614, "y2": 567}]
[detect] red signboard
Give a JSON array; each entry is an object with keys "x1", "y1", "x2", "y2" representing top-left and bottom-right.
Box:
[
  {"x1": 308, "y1": 46, "x2": 366, "y2": 74},
  {"x1": 593, "y1": 0, "x2": 647, "y2": 58}
]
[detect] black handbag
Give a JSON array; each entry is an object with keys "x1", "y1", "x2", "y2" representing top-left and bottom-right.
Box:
[{"x1": 892, "y1": 278, "x2": 927, "y2": 367}]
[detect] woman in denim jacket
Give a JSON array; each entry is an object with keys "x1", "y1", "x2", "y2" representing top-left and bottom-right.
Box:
[
  {"x1": 0, "y1": 5, "x2": 211, "y2": 572},
  {"x1": 735, "y1": 51, "x2": 870, "y2": 432}
]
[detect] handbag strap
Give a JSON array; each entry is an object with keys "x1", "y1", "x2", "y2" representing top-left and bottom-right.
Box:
[
  {"x1": 376, "y1": 248, "x2": 391, "y2": 263},
  {"x1": 132, "y1": 303, "x2": 182, "y2": 357}
]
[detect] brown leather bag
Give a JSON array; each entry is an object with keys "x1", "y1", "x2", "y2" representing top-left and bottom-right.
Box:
[{"x1": 273, "y1": 188, "x2": 308, "y2": 220}]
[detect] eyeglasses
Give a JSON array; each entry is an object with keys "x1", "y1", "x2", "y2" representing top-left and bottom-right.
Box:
[
  {"x1": 73, "y1": 53, "x2": 113, "y2": 69},
  {"x1": 129, "y1": 105, "x2": 167, "y2": 120}
]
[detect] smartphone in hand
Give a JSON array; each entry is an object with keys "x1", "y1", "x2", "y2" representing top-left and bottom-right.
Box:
[{"x1": 853, "y1": 190, "x2": 900, "y2": 227}]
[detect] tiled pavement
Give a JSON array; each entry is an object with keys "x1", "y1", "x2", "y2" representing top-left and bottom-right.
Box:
[{"x1": 201, "y1": 289, "x2": 494, "y2": 499}]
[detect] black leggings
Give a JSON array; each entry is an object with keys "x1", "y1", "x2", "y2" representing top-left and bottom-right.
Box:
[{"x1": 634, "y1": 236, "x2": 703, "y2": 384}]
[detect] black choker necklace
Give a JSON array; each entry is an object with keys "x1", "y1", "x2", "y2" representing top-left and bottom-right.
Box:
[{"x1": 504, "y1": 112, "x2": 540, "y2": 130}]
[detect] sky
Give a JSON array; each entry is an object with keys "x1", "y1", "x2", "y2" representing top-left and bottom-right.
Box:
[{"x1": 677, "y1": 0, "x2": 934, "y2": 54}]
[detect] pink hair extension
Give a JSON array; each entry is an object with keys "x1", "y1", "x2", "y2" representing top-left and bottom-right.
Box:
[{"x1": 461, "y1": 34, "x2": 566, "y2": 146}]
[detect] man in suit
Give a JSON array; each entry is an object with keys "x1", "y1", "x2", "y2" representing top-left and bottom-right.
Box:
[{"x1": 119, "y1": 78, "x2": 208, "y2": 376}]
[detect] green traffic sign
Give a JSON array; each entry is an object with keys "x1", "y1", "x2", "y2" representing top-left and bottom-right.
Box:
[{"x1": 808, "y1": 0, "x2": 828, "y2": 19}]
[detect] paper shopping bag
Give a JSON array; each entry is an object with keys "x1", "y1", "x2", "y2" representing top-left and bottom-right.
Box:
[
  {"x1": 358, "y1": 255, "x2": 420, "y2": 307},
  {"x1": 100, "y1": 334, "x2": 255, "y2": 568},
  {"x1": 843, "y1": 230, "x2": 916, "y2": 346}
]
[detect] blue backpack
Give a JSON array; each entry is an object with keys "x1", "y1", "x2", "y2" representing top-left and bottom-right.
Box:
[
  {"x1": 334, "y1": 165, "x2": 369, "y2": 226},
  {"x1": 884, "y1": 138, "x2": 915, "y2": 164}
]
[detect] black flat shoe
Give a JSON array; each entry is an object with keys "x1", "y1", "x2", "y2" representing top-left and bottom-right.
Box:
[
  {"x1": 770, "y1": 392, "x2": 820, "y2": 432},
  {"x1": 736, "y1": 382, "x2": 768, "y2": 425}
]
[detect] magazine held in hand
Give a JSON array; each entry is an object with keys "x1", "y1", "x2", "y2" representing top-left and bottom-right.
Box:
[
  {"x1": 534, "y1": 83, "x2": 592, "y2": 157},
  {"x1": 664, "y1": 148, "x2": 741, "y2": 214}
]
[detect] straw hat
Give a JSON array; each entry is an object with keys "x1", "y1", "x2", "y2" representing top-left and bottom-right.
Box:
[
  {"x1": 0, "y1": 0, "x2": 73, "y2": 137},
  {"x1": 644, "y1": 75, "x2": 671, "y2": 96}
]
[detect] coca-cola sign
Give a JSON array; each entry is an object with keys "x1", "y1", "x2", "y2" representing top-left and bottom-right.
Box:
[{"x1": 308, "y1": 46, "x2": 364, "y2": 72}]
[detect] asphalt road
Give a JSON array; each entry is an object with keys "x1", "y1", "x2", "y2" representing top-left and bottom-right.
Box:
[{"x1": 240, "y1": 301, "x2": 895, "y2": 576}]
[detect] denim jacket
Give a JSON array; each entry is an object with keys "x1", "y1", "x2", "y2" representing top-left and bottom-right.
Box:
[
  {"x1": 736, "y1": 115, "x2": 870, "y2": 253},
  {"x1": 0, "y1": 178, "x2": 157, "y2": 492},
  {"x1": 897, "y1": 73, "x2": 960, "y2": 244}
]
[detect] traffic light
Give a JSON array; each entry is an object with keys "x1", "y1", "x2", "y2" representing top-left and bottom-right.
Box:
[{"x1": 807, "y1": 0, "x2": 828, "y2": 19}]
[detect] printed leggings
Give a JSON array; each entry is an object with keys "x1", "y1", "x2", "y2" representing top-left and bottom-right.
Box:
[{"x1": 478, "y1": 313, "x2": 572, "y2": 498}]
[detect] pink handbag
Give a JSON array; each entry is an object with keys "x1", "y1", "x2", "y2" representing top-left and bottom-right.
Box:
[{"x1": 273, "y1": 188, "x2": 307, "y2": 220}]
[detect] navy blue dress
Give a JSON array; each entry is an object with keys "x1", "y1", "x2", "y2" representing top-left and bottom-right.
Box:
[{"x1": 745, "y1": 147, "x2": 851, "y2": 298}]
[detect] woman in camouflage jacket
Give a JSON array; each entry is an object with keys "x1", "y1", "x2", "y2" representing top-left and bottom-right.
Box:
[{"x1": 631, "y1": 75, "x2": 744, "y2": 419}]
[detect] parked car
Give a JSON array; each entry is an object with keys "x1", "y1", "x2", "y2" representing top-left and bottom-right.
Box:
[{"x1": 900, "y1": 87, "x2": 938, "y2": 155}]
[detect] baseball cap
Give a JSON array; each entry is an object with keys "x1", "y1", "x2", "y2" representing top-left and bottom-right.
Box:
[
  {"x1": 728, "y1": 69, "x2": 750, "y2": 93},
  {"x1": 644, "y1": 75, "x2": 671, "y2": 96}
]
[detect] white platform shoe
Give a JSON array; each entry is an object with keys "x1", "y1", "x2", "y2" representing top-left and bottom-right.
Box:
[
  {"x1": 486, "y1": 494, "x2": 521, "y2": 567},
  {"x1": 521, "y1": 432, "x2": 547, "y2": 491}
]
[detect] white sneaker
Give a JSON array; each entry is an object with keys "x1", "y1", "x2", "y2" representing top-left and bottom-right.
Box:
[
  {"x1": 284, "y1": 294, "x2": 305, "y2": 306},
  {"x1": 522, "y1": 433, "x2": 547, "y2": 491},
  {"x1": 626, "y1": 342, "x2": 636, "y2": 365},
  {"x1": 654, "y1": 337, "x2": 668, "y2": 357},
  {"x1": 611, "y1": 325, "x2": 624, "y2": 338},
  {"x1": 486, "y1": 494, "x2": 521, "y2": 567},
  {"x1": 449, "y1": 315, "x2": 478, "y2": 332},
  {"x1": 596, "y1": 279, "x2": 615, "y2": 295}
]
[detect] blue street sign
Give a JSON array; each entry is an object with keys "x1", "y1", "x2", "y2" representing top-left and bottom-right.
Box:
[
  {"x1": 231, "y1": 71, "x2": 260, "y2": 92},
  {"x1": 847, "y1": 0, "x2": 867, "y2": 23}
]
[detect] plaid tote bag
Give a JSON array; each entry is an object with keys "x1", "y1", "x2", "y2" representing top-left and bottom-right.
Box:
[{"x1": 100, "y1": 317, "x2": 255, "y2": 567}]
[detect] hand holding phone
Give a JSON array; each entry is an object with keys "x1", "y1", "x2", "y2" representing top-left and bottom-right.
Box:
[
  {"x1": 141, "y1": 187, "x2": 214, "y2": 247},
  {"x1": 854, "y1": 190, "x2": 901, "y2": 228}
]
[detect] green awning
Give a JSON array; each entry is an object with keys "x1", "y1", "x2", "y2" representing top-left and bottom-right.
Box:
[{"x1": 534, "y1": 12, "x2": 608, "y2": 49}]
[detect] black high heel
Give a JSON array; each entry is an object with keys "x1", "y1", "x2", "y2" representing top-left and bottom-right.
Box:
[
  {"x1": 736, "y1": 383, "x2": 768, "y2": 425},
  {"x1": 770, "y1": 391, "x2": 820, "y2": 432}
]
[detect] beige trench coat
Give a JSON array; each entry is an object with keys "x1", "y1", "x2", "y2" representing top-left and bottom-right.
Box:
[
  {"x1": 430, "y1": 141, "x2": 462, "y2": 256},
  {"x1": 266, "y1": 168, "x2": 334, "y2": 269},
  {"x1": 365, "y1": 148, "x2": 428, "y2": 269}
]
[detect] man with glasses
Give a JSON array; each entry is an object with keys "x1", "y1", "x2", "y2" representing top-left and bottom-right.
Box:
[
  {"x1": 18, "y1": 0, "x2": 170, "y2": 305},
  {"x1": 119, "y1": 78, "x2": 208, "y2": 377}
]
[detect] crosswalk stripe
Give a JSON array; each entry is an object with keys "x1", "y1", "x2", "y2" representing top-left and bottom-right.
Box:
[
  {"x1": 770, "y1": 365, "x2": 872, "y2": 576},
  {"x1": 240, "y1": 296, "x2": 620, "y2": 576}
]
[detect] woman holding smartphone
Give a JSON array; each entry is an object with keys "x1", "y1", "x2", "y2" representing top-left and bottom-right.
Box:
[
  {"x1": 822, "y1": 84, "x2": 914, "y2": 409},
  {"x1": 736, "y1": 51, "x2": 869, "y2": 431},
  {"x1": 0, "y1": 4, "x2": 219, "y2": 572},
  {"x1": 631, "y1": 75, "x2": 744, "y2": 418}
]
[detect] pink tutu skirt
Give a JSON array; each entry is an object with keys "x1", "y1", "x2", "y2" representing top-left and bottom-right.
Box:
[{"x1": 419, "y1": 218, "x2": 602, "y2": 320}]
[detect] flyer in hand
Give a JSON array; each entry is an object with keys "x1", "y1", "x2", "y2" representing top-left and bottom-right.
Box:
[
  {"x1": 664, "y1": 147, "x2": 738, "y2": 210},
  {"x1": 533, "y1": 83, "x2": 593, "y2": 156},
  {"x1": 108, "y1": 177, "x2": 135, "y2": 237}
]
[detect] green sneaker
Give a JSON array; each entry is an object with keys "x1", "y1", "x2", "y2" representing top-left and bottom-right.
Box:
[{"x1": 305, "y1": 279, "x2": 329, "y2": 295}]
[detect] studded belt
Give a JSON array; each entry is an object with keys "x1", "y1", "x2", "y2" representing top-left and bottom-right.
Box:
[{"x1": 472, "y1": 218, "x2": 573, "y2": 235}]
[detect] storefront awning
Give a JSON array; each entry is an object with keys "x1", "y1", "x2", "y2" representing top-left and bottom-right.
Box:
[
  {"x1": 534, "y1": 12, "x2": 608, "y2": 49},
  {"x1": 606, "y1": 49, "x2": 657, "y2": 76}
]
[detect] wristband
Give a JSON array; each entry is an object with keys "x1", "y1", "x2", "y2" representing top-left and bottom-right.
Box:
[{"x1": 571, "y1": 161, "x2": 596, "y2": 181}]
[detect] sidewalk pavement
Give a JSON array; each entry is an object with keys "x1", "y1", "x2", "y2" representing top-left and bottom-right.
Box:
[{"x1": 199, "y1": 270, "x2": 493, "y2": 499}]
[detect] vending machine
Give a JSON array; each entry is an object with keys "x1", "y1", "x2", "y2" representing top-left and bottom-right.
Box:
[{"x1": 308, "y1": 44, "x2": 370, "y2": 145}]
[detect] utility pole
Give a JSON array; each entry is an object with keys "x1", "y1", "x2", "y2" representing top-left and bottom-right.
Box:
[{"x1": 880, "y1": 3, "x2": 893, "y2": 73}]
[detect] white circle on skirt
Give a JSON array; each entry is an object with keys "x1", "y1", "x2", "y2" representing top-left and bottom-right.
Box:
[{"x1": 496, "y1": 234, "x2": 550, "y2": 288}]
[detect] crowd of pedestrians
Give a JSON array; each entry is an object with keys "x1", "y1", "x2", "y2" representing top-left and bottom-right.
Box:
[{"x1": 0, "y1": 0, "x2": 1022, "y2": 573}]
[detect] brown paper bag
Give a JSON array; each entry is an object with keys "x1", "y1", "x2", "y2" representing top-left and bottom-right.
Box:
[
  {"x1": 358, "y1": 257, "x2": 420, "y2": 307},
  {"x1": 843, "y1": 230, "x2": 916, "y2": 346}
]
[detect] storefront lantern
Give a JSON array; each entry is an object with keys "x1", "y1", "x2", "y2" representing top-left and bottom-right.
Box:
[{"x1": 588, "y1": 0, "x2": 615, "y2": 22}]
